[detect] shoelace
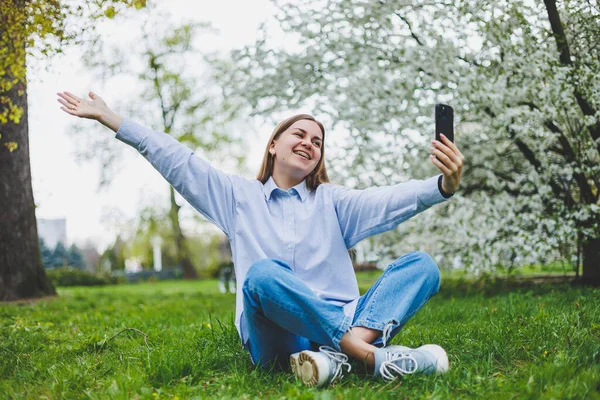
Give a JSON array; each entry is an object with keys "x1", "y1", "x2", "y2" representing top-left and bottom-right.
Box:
[
  {"x1": 381, "y1": 322, "x2": 394, "y2": 347},
  {"x1": 319, "y1": 346, "x2": 352, "y2": 382},
  {"x1": 379, "y1": 353, "x2": 419, "y2": 382}
]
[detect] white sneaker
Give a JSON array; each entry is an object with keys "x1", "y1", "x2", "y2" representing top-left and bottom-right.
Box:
[
  {"x1": 374, "y1": 344, "x2": 449, "y2": 381},
  {"x1": 290, "y1": 346, "x2": 351, "y2": 387}
]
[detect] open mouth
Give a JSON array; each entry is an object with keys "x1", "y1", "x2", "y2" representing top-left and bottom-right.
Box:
[{"x1": 293, "y1": 150, "x2": 311, "y2": 160}]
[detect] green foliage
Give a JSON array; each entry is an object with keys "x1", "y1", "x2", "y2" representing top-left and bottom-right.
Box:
[
  {"x1": 72, "y1": 12, "x2": 246, "y2": 277},
  {"x1": 45, "y1": 268, "x2": 114, "y2": 287},
  {"x1": 0, "y1": 276, "x2": 599, "y2": 398},
  {"x1": 187, "y1": 235, "x2": 231, "y2": 278},
  {"x1": 0, "y1": 0, "x2": 146, "y2": 130},
  {"x1": 202, "y1": 261, "x2": 233, "y2": 280},
  {"x1": 78, "y1": 13, "x2": 246, "y2": 182},
  {"x1": 99, "y1": 236, "x2": 127, "y2": 271},
  {"x1": 125, "y1": 205, "x2": 231, "y2": 276},
  {"x1": 128, "y1": 205, "x2": 179, "y2": 269}
]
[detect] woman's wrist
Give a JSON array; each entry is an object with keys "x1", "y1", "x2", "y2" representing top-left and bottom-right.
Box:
[
  {"x1": 438, "y1": 175, "x2": 454, "y2": 198},
  {"x1": 97, "y1": 106, "x2": 124, "y2": 132}
]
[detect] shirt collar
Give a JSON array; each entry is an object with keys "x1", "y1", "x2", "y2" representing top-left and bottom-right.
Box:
[{"x1": 262, "y1": 176, "x2": 310, "y2": 202}]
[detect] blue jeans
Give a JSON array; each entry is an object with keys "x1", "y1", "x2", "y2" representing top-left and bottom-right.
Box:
[{"x1": 241, "y1": 251, "x2": 441, "y2": 369}]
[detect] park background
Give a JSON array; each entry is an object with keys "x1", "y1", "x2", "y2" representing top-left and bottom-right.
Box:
[{"x1": 1, "y1": 0, "x2": 599, "y2": 398}]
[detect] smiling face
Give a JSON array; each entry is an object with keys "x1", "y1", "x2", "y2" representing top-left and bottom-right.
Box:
[{"x1": 268, "y1": 119, "x2": 323, "y2": 185}]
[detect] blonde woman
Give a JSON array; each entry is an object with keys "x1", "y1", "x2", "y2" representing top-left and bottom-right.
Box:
[{"x1": 57, "y1": 91, "x2": 464, "y2": 387}]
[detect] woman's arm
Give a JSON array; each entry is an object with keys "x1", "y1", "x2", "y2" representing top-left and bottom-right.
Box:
[
  {"x1": 333, "y1": 177, "x2": 444, "y2": 249},
  {"x1": 56, "y1": 91, "x2": 238, "y2": 237},
  {"x1": 333, "y1": 135, "x2": 465, "y2": 249}
]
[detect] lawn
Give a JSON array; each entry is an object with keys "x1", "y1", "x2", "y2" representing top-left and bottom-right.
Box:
[{"x1": 1, "y1": 273, "x2": 599, "y2": 399}]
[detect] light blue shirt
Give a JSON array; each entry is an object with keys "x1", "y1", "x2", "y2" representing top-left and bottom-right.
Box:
[{"x1": 116, "y1": 119, "x2": 451, "y2": 341}]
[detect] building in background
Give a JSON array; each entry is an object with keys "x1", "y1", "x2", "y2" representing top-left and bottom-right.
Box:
[
  {"x1": 80, "y1": 241, "x2": 101, "y2": 272},
  {"x1": 37, "y1": 218, "x2": 67, "y2": 248}
]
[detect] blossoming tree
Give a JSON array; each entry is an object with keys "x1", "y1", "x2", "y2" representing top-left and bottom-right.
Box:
[{"x1": 220, "y1": 0, "x2": 600, "y2": 283}]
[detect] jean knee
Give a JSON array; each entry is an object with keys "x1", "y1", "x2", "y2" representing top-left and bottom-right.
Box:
[
  {"x1": 242, "y1": 258, "x2": 286, "y2": 296},
  {"x1": 413, "y1": 251, "x2": 441, "y2": 290}
]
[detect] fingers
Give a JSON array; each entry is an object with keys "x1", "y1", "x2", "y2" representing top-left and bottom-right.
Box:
[
  {"x1": 59, "y1": 106, "x2": 78, "y2": 116},
  {"x1": 57, "y1": 92, "x2": 79, "y2": 108},
  {"x1": 64, "y1": 91, "x2": 82, "y2": 103},
  {"x1": 57, "y1": 97, "x2": 73, "y2": 109},
  {"x1": 438, "y1": 133, "x2": 465, "y2": 162},
  {"x1": 430, "y1": 142, "x2": 457, "y2": 171},
  {"x1": 432, "y1": 134, "x2": 465, "y2": 167},
  {"x1": 431, "y1": 147, "x2": 452, "y2": 166},
  {"x1": 431, "y1": 136, "x2": 457, "y2": 162},
  {"x1": 430, "y1": 154, "x2": 451, "y2": 175},
  {"x1": 430, "y1": 134, "x2": 465, "y2": 178}
]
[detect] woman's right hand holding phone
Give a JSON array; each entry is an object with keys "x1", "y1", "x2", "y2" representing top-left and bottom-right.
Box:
[{"x1": 57, "y1": 91, "x2": 124, "y2": 132}]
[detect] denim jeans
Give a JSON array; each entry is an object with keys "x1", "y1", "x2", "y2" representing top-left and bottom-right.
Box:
[{"x1": 241, "y1": 251, "x2": 441, "y2": 369}]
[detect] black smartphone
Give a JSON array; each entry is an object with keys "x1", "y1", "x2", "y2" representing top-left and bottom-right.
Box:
[{"x1": 435, "y1": 103, "x2": 454, "y2": 143}]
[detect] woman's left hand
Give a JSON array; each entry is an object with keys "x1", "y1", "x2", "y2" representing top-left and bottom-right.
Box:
[{"x1": 429, "y1": 134, "x2": 464, "y2": 194}]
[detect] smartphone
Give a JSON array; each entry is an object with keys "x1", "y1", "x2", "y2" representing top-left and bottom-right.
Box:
[{"x1": 435, "y1": 104, "x2": 454, "y2": 143}]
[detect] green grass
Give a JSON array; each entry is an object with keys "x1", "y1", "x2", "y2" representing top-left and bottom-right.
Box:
[{"x1": 1, "y1": 274, "x2": 599, "y2": 399}]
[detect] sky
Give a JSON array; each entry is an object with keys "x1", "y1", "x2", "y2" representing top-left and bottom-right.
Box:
[{"x1": 28, "y1": 0, "x2": 280, "y2": 250}]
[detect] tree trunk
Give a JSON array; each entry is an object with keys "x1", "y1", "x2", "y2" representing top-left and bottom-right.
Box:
[
  {"x1": 168, "y1": 186, "x2": 197, "y2": 279},
  {"x1": 581, "y1": 237, "x2": 600, "y2": 285},
  {"x1": 0, "y1": 17, "x2": 56, "y2": 300}
]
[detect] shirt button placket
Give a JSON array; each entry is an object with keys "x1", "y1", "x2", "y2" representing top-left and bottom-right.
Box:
[{"x1": 283, "y1": 194, "x2": 295, "y2": 264}]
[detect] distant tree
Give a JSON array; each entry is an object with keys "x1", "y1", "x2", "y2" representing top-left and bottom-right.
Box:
[
  {"x1": 99, "y1": 236, "x2": 127, "y2": 271},
  {"x1": 75, "y1": 13, "x2": 245, "y2": 279},
  {"x1": 38, "y1": 239, "x2": 53, "y2": 269},
  {"x1": 0, "y1": 0, "x2": 146, "y2": 301},
  {"x1": 51, "y1": 243, "x2": 69, "y2": 269},
  {"x1": 68, "y1": 244, "x2": 86, "y2": 269}
]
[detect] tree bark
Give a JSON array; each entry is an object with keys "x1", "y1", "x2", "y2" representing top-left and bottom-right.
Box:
[
  {"x1": 0, "y1": 7, "x2": 56, "y2": 300},
  {"x1": 581, "y1": 237, "x2": 600, "y2": 285},
  {"x1": 168, "y1": 186, "x2": 198, "y2": 279}
]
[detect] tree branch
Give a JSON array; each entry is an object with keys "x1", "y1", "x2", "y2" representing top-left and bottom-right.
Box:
[
  {"x1": 483, "y1": 106, "x2": 575, "y2": 205},
  {"x1": 543, "y1": 0, "x2": 600, "y2": 157},
  {"x1": 518, "y1": 101, "x2": 597, "y2": 203},
  {"x1": 392, "y1": 11, "x2": 425, "y2": 46}
]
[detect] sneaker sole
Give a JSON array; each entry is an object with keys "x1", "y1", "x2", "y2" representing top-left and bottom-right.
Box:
[
  {"x1": 419, "y1": 344, "x2": 449, "y2": 373},
  {"x1": 290, "y1": 351, "x2": 330, "y2": 387}
]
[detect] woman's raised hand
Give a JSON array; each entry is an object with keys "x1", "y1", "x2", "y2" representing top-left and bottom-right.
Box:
[
  {"x1": 57, "y1": 91, "x2": 106, "y2": 120},
  {"x1": 57, "y1": 91, "x2": 124, "y2": 132},
  {"x1": 429, "y1": 134, "x2": 464, "y2": 195}
]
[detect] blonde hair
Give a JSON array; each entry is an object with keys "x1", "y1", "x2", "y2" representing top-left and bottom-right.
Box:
[{"x1": 257, "y1": 114, "x2": 329, "y2": 191}]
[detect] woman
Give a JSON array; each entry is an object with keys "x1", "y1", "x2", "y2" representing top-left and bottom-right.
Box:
[{"x1": 57, "y1": 91, "x2": 464, "y2": 387}]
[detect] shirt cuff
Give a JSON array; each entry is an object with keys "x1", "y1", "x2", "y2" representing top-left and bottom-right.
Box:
[{"x1": 437, "y1": 175, "x2": 454, "y2": 198}]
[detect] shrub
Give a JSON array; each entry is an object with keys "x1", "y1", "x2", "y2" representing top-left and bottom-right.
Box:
[
  {"x1": 45, "y1": 268, "x2": 114, "y2": 287},
  {"x1": 197, "y1": 261, "x2": 230, "y2": 279}
]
